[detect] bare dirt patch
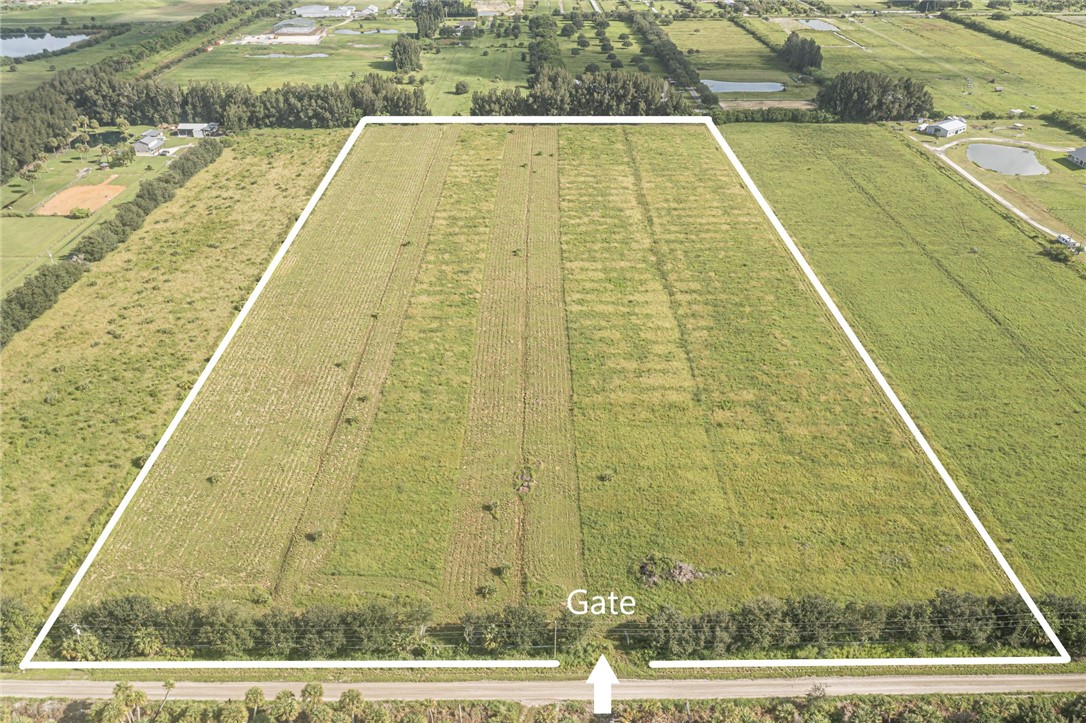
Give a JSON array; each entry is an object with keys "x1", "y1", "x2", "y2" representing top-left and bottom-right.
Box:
[{"x1": 37, "y1": 175, "x2": 125, "y2": 216}]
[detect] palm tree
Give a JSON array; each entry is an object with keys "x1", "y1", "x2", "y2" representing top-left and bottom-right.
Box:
[
  {"x1": 337, "y1": 689, "x2": 365, "y2": 723},
  {"x1": 36, "y1": 152, "x2": 50, "y2": 172},
  {"x1": 300, "y1": 682, "x2": 323, "y2": 708},
  {"x1": 18, "y1": 168, "x2": 38, "y2": 195},
  {"x1": 268, "y1": 690, "x2": 300, "y2": 723},
  {"x1": 245, "y1": 687, "x2": 266, "y2": 721},
  {"x1": 153, "y1": 680, "x2": 175, "y2": 720}
]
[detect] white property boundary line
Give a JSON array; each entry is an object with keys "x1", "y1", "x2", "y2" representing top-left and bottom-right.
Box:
[{"x1": 20, "y1": 116, "x2": 1069, "y2": 672}]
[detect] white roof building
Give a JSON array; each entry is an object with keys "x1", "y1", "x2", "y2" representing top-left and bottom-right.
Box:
[
  {"x1": 291, "y1": 4, "x2": 356, "y2": 16},
  {"x1": 359, "y1": 3, "x2": 379, "y2": 14},
  {"x1": 176, "y1": 122, "x2": 220, "y2": 138},
  {"x1": 920, "y1": 116, "x2": 967, "y2": 137},
  {"x1": 1068, "y1": 146, "x2": 1086, "y2": 169}
]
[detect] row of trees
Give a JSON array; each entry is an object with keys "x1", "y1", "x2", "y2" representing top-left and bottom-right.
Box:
[
  {"x1": 471, "y1": 66, "x2": 689, "y2": 115},
  {"x1": 527, "y1": 15, "x2": 564, "y2": 73},
  {"x1": 31, "y1": 595, "x2": 593, "y2": 662},
  {"x1": 940, "y1": 11, "x2": 1086, "y2": 70},
  {"x1": 779, "y1": 31, "x2": 823, "y2": 71},
  {"x1": 641, "y1": 590, "x2": 1086, "y2": 658},
  {"x1": 0, "y1": 139, "x2": 223, "y2": 348},
  {"x1": 815, "y1": 70, "x2": 934, "y2": 121},
  {"x1": 711, "y1": 106, "x2": 836, "y2": 123},
  {"x1": 630, "y1": 12, "x2": 701, "y2": 87}
]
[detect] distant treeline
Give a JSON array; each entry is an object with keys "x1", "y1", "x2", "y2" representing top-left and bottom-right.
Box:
[
  {"x1": 940, "y1": 11, "x2": 1086, "y2": 70},
  {"x1": 3, "y1": 590, "x2": 1082, "y2": 664},
  {"x1": 631, "y1": 12, "x2": 701, "y2": 87},
  {"x1": 0, "y1": 140, "x2": 223, "y2": 348},
  {"x1": 1, "y1": 24, "x2": 129, "y2": 66},
  {"x1": 471, "y1": 66, "x2": 689, "y2": 116},
  {"x1": 711, "y1": 106, "x2": 835, "y2": 123},
  {"x1": 816, "y1": 70, "x2": 933, "y2": 121},
  {"x1": 640, "y1": 590, "x2": 1085, "y2": 659},
  {"x1": 779, "y1": 31, "x2": 822, "y2": 71}
]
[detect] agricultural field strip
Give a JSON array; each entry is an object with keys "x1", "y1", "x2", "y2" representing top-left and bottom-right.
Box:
[{"x1": 19, "y1": 116, "x2": 1070, "y2": 671}]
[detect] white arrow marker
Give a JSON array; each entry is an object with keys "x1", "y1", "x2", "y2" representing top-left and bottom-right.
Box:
[{"x1": 587, "y1": 654, "x2": 619, "y2": 715}]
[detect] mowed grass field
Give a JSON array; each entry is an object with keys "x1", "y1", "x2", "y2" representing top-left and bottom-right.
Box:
[
  {"x1": 0, "y1": 130, "x2": 347, "y2": 613},
  {"x1": 0, "y1": 0, "x2": 229, "y2": 25},
  {"x1": 666, "y1": 19, "x2": 817, "y2": 101},
  {"x1": 737, "y1": 15, "x2": 1086, "y2": 115},
  {"x1": 969, "y1": 14, "x2": 1086, "y2": 56},
  {"x1": 69, "y1": 124, "x2": 1013, "y2": 623},
  {"x1": 725, "y1": 123, "x2": 1086, "y2": 598}
]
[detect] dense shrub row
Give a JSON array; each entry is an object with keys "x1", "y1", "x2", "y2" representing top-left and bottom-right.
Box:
[
  {"x1": 711, "y1": 106, "x2": 836, "y2": 123},
  {"x1": 472, "y1": 66, "x2": 689, "y2": 115},
  {"x1": 1043, "y1": 110, "x2": 1086, "y2": 141},
  {"x1": 940, "y1": 11, "x2": 1086, "y2": 70},
  {"x1": 20, "y1": 595, "x2": 593, "y2": 662},
  {"x1": 630, "y1": 12, "x2": 701, "y2": 87},
  {"x1": 0, "y1": 140, "x2": 222, "y2": 348},
  {"x1": 527, "y1": 14, "x2": 564, "y2": 73},
  {"x1": 640, "y1": 590, "x2": 1086, "y2": 658}
]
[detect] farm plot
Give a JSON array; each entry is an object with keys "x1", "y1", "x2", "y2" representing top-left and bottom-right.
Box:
[
  {"x1": 973, "y1": 14, "x2": 1086, "y2": 57},
  {"x1": 68, "y1": 124, "x2": 1013, "y2": 630},
  {"x1": 725, "y1": 122, "x2": 1086, "y2": 597},
  {"x1": 747, "y1": 15, "x2": 1086, "y2": 115}
]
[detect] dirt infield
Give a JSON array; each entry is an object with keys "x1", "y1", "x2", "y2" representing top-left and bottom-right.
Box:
[{"x1": 37, "y1": 175, "x2": 125, "y2": 216}]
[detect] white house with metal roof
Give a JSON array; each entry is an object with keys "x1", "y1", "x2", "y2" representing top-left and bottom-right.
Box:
[
  {"x1": 918, "y1": 116, "x2": 967, "y2": 137},
  {"x1": 1068, "y1": 146, "x2": 1086, "y2": 169}
]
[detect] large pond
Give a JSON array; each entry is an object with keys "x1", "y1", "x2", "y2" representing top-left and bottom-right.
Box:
[
  {"x1": 799, "y1": 19, "x2": 838, "y2": 31},
  {"x1": 966, "y1": 143, "x2": 1049, "y2": 176},
  {"x1": 703, "y1": 79, "x2": 785, "y2": 93},
  {"x1": 1, "y1": 33, "x2": 90, "y2": 58}
]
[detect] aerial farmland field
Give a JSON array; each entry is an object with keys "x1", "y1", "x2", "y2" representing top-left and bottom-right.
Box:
[
  {"x1": 58, "y1": 122, "x2": 1021, "y2": 641},
  {"x1": 734, "y1": 15, "x2": 1086, "y2": 115},
  {"x1": 725, "y1": 122, "x2": 1086, "y2": 599}
]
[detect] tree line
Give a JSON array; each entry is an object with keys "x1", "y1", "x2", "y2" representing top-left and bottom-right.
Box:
[
  {"x1": 779, "y1": 31, "x2": 823, "y2": 71},
  {"x1": 0, "y1": 140, "x2": 223, "y2": 348},
  {"x1": 940, "y1": 11, "x2": 1086, "y2": 70},
  {"x1": 527, "y1": 14, "x2": 564, "y2": 74},
  {"x1": 11, "y1": 595, "x2": 594, "y2": 662},
  {"x1": 471, "y1": 66, "x2": 689, "y2": 116},
  {"x1": 639, "y1": 590, "x2": 1086, "y2": 659},
  {"x1": 815, "y1": 70, "x2": 934, "y2": 121},
  {"x1": 630, "y1": 12, "x2": 701, "y2": 87},
  {"x1": 1043, "y1": 110, "x2": 1086, "y2": 140},
  {"x1": 711, "y1": 106, "x2": 835, "y2": 124}
]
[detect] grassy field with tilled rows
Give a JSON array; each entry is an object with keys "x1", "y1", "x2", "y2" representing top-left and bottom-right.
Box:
[{"x1": 68, "y1": 124, "x2": 1015, "y2": 625}]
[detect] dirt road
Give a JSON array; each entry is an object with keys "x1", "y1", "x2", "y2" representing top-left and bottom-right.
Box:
[{"x1": 3, "y1": 675, "x2": 1085, "y2": 704}]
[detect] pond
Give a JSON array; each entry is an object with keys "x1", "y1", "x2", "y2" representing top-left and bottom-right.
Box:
[
  {"x1": 799, "y1": 19, "x2": 839, "y2": 31},
  {"x1": 702, "y1": 80, "x2": 785, "y2": 93},
  {"x1": 1, "y1": 33, "x2": 90, "y2": 58},
  {"x1": 966, "y1": 143, "x2": 1049, "y2": 176},
  {"x1": 334, "y1": 28, "x2": 361, "y2": 34},
  {"x1": 246, "y1": 52, "x2": 330, "y2": 58},
  {"x1": 362, "y1": 28, "x2": 399, "y2": 34}
]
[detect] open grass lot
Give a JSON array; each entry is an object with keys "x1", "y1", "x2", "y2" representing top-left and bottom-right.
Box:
[
  {"x1": 555, "y1": 17, "x2": 666, "y2": 77},
  {"x1": 0, "y1": 0, "x2": 229, "y2": 25},
  {"x1": 156, "y1": 18, "x2": 528, "y2": 115},
  {"x1": 725, "y1": 122, "x2": 1086, "y2": 598},
  {"x1": 744, "y1": 15, "x2": 1086, "y2": 115},
  {"x1": 64, "y1": 124, "x2": 1013, "y2": 628},
  {"x1": 0, "y1": 129, "x2": 347, "y2": 614},
  {"x1": 969, "y1": 13, "x2": 1086, "y2": 55},
  {"x1": 667, "y1": 19, "x2": 817, "y2": 101},
  {"x1": 0, "y1": 129, "x2": 187, "y2": 292}
]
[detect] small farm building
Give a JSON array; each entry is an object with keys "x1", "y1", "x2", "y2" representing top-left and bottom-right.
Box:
[
  {"x1": 274, "y1": 18, "x2": 318, "y2": 33},
  {"x1": 176, "y1": 122, "x2": 220, "y2": 138},
  {"x1": 1068, "y1": 147, "x2": 1086, "y2": 169},
  {"x1": 359, "y1": 3, "x2": 379, "y2": 14},
  {"x1": 291, "y1": 4, "x2": 355, "y2": 16},
  {"x1": 134, "y1": 129, "x2": 165, "y2": 155},
  {"x1": 920, "y1": 117, "x2": 967, "y2": 137}
]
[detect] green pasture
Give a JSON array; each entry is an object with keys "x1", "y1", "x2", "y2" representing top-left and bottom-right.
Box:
[
  {"x1": 744, "y1": 14, "x2": 1086, "y2": 115},
  {"x1": 725, "y1": 122, "x2": 1086, "y2": 598},
  {"x1": 969, "y1": 13, "x2": 1086, "y2": 55},
  {"x1": 668, "y1": 19, "x2": 817, "y2": 100},
  {"x1": 0, "y1": 0, "x2": 228, "y2": 26}
]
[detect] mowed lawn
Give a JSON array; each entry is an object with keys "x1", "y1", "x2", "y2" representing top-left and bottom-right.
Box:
[
  {"x1": 743, "y1": 15, "x2": 1086, "y2": 115},
  {"x1": 70, "y1": 124, "x2": 1012, "y2": 622},
  {"x1": 725, "y1": 123, "x2": 1086, "y2": 598}
]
